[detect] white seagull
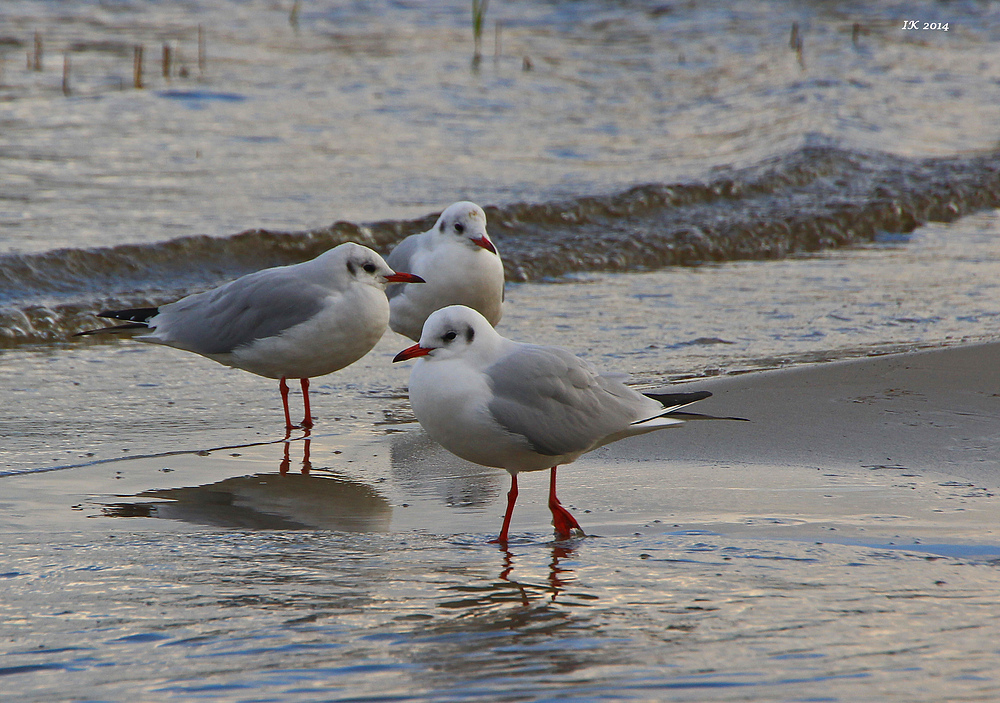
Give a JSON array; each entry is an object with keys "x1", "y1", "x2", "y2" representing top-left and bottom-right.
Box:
[
  {"x1": 387, "y1": 201, "x2": 505, "y2": 342},
  {"x1": 393, "y1": 305, "x2": 711, "y2": 543},
  {"x1": 77, "y1": 242, "x2": 423, "y2": 431}
]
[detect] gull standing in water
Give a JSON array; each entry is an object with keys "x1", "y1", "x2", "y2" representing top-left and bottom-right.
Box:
[
  {"x1": 393, "y1": 305, "x2": 711, "y2": 543},
  {"x1": 77, "y1": 242, "x2": 423, "y2": 431},
  {"x1": 387, "y1": 201, "x2": 505, "y2": 342}
]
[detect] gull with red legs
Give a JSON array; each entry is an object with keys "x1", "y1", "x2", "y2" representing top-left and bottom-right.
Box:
[
  {"x1": 393, "y1": 305, "x2": 710, "y2": 543},
  {"x1": 77, "y1": 242, "x2": 423, "y2": 432}
]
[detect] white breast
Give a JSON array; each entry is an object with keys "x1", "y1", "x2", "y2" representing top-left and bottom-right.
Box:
[
  {"x1": 226, "y1": 286, "x2": 389, "y2": 380},
  {"x1": 408, "y1": 357, "x2": 553, "y2": 472},
  {"x1": 390, "y1": 241, "x2": 504, "y2": 341}
]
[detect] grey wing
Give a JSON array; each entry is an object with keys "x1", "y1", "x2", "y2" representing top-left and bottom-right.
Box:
[
  {"x1": 486, "y1": 345, "x2": 654, "y2": 456},
  {"x1": 152, "y1": 269, "x2": 327, "y2": 355},
  {"x1": 385, "y1": 234, "x2": 422, "y2": 300}
]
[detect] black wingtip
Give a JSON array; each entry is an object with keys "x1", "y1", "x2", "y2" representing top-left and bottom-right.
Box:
[
  {"x1": 73, "y1": 322, "x2": 149, "y2": 337},
  {"x1": 643, "y1": 390, "x2": 712, "y2": 408},
  {"x1": 98, "y1": 307, "x2": 159, "y2": 323},
  {"x1": 665, "y1": 411, "x2": 750, "y2": 422}
]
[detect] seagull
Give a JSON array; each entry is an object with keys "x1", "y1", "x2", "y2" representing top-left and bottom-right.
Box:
[
  {"x1": 387, "y1": 201, "x2": 505, "y2": 342},
  {"x1": 76, "y1": 242, "x2": 424, "y2": 431},
  {"x1": 393, "y1": 305, "x2": 711, "y2": 544}
]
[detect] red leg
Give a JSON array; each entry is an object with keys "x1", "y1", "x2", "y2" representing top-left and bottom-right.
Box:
[
  {"x1": 300, "y1": 377, "x2": 313, "y2": 429},
  {"x1": 279, "y1": 376, "x2": 293, "y2": 432},
  {"x1": 549, "y1": 466, "x2": 583, "y2": 540},
  {"x1": 489, "y1": 473, "x2": 519, "y2": 545}
]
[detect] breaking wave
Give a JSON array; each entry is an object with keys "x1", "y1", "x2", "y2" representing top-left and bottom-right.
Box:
[{"x1": 3, "y1": 145, "x2": 999, "y2": 347}]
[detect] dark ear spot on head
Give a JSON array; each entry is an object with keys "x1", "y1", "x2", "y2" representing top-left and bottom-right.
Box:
[
  {"x1": 346, "y1": 260, "x2": 356, "y2": 276},
  {"x1": 439, "y1": 220, "x2": 446, "y2": 233},
  {"x1": 466, "y1": 326, "x2": 475, "y2": 343}
]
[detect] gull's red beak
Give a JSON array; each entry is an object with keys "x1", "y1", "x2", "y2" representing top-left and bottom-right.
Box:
[
  {"x1": 393, "y1": 343, "x2": 432, "y2": 362},
  {"x1": 384, "y1": 271, "x2": 425, "y2": 284},
  {"x1": 471, "y1": 236, "x2": 497, "y2": 255}
]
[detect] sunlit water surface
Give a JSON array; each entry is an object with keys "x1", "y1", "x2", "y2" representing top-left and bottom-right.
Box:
[{"x1": 3, "y1": 531, "x2": 999, "y2": 702}]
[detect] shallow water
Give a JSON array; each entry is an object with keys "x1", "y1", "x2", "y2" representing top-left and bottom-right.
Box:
[
  {"x1": 3, "y1": 1, "x2": 1000, "y2": 701},
  {"x1": 3, "y1": 530, "x2": 999, "y2": 702}
]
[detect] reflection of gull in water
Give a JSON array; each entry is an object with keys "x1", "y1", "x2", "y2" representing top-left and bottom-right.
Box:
[
  {"x1": 498, "y1": 544, "x2": 579, "y2": 606},
  {"x1": 438, "y1": 544, "x2": 584, "y2": 612},
  {"x1": 104, "y1": 472, "x2": 392, "y2": 531},
  {"x1": 280, "y1": 435, "x2": 313, "y2": 474},
  {"x1": 102, "y1": 439, "x2": 392, "y2": 531},
  {"x1": 388, "y1": 428, "x2": 503, "y2": 510}
]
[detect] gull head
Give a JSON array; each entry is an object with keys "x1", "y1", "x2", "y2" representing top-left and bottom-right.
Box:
[
  {"x1": 393, "y1": 304, "x2": 499, "y2": 363},
  {"x1": 330, "y1": 242, "x2": 424, "y2": 290},
  {"x1": 433, "y1": 201, "x2": 497, "y2": 255}
]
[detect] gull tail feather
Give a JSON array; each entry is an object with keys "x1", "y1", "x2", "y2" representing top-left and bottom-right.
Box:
[
  {"x1": 73, "y1": 306, "x2": 160, "y2": 338},
  {"x1": 630, "y1": 415, "x2": 686, "y2": 430}
]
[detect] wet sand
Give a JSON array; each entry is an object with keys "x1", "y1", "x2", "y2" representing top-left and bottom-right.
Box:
[
  {"x1": 4, "y1": 340, "x2": 998, "y2": 555},
  {"x1": 611, "y1": 340, "x2": 1000, "y2": 555}
]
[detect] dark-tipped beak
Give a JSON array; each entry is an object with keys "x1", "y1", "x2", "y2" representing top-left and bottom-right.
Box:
[
  {"x1": 393, "y1": 343, "x2": 433, "y2": 362},
  {"x1": 471, "y1": 236, "x2": 497, "y2": 255},
  {"x1": 384, "y1": 271, "x2": 425, "y2": 284}
]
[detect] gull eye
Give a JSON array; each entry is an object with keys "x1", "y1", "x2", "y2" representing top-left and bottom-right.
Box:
[
  {"x1": 443, "y1": 330, "x2": 458, "y2": 342},
  {"x1": 363, "y1": 262, "x2": 377, "y2": 274},
  {"x1": 454, "y1": 222, "x2": 465, "y2": 234}
]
